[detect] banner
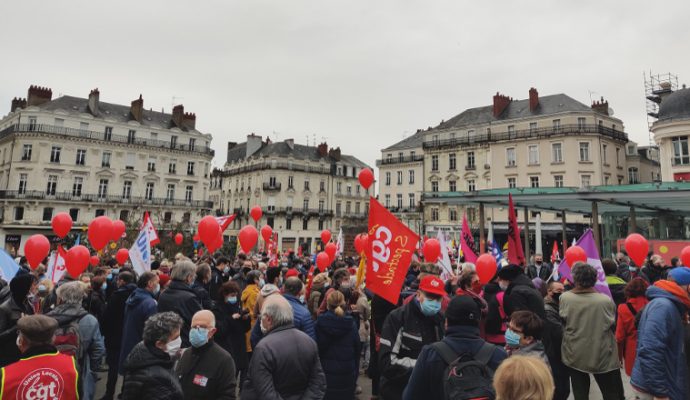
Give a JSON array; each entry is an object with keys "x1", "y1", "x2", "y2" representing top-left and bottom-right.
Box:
[
  {"x1": 47, "y1": 246, "x2": 68, "y2": 284},
  {"x1": 436, "y1": 230, "x2": 453, "y2": 280},
  {"x1": 460, "y1": 214, "x2": 477, "y2": 263},
  {"x1": 130, "y1": 221, "x2": 153, "y2": 276},
  {"x1": 215, "y1": 214, "x2": 237, "y2": 233},
  {"x1": 366, "y1": 197, "x2": 419, "y2": 304},
  {"x1": 507, "y1": 194, "x2": 526, "y2": 266},
  {"x1": 558, "y1": 229, "x2": 611, "y2": 297},
  {"x1": 142, "y1": 212, "x2": 160, "y2": 246}
]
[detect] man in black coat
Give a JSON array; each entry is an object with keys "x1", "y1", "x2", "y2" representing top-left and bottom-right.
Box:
[
  {"x1": 497, "y1": 264, "x2": 545, "y2": 319},
  {"x1": 525, "y1": 253, "x2": 554, "y2": 281},
  {"x1": 100, "y1": 271, "x2": 136, "y2": 400},
  {"x1": 209, "y1": 257, "x2": 230, "y2": 301},
  {"x1": 158, "y1": 261, "x2": 203, "y2": 347}
]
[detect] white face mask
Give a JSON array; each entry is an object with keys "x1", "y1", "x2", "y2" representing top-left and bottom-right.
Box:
[
  {"x1": 499, "y1": 281, "x2": 509, "y2": 291},
  {"x1": 260, "y1": 318, "x2": 268, "y2": 334},
  {"x1": 165, "y1": 336, "x2": 182, "y2": 358}
]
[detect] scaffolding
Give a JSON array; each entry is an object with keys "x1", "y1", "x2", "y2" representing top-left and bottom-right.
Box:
[{"x1": 644, "y1": 71, "x2": 679, "y2": 144}]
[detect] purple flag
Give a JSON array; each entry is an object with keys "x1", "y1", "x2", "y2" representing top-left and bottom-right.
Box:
[{"x1": 558, "y1": 229, "x2": 612, "y2": 298}]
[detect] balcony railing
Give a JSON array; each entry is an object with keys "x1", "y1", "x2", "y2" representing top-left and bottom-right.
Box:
[
  {"x1": 423, "y1": 124, "x2": 628, "y2": 149},
  {"x1": 0, "y1": 190, "x2": 213, "y2": 208},
  {"x1": 262, "y1": 182, "x2": 282, "y2": 191},
  {"x1": 0, "y1": 123, "x2": 214, "y2": 156},
  {"x1": 376, "y1": 155, "x2": 424, "y2": 166}
]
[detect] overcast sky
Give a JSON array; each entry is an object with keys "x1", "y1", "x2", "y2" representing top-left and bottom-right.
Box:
[{"x1": 1, "y1": 0, "x2": 688, "y2": 170}]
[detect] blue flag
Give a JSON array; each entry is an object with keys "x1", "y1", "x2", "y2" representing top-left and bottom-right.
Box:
[
  {"x1": 0, "y1": 249, "x2": 20, "y2": 282},
  {"x1": 488, "y1": 240, "x2": 504, "y2": 267}
]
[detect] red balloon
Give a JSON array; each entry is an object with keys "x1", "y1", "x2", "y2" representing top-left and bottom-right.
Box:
[
  {"x1": 198, "y1": 215, "x2": 220, "y2": 247},
  {"x1": 208, "y1": 234, "x2": 224, "y2": 253},
  {"x1": 325, "y1": 242, "x2": 337, "y2": 262},
  {"x1": 565, "y1": 245, "x2": 587, "y2": 267},
  {"x1": 174, "y1": 233, "x2": 184, "y2": 246},
  {"x1": 238, "y1": 225, "x2": 259, "y2": 254},
  {"x1": 423, "y1": 238, "x2": 441, "y2": 262},
  {"x1": 250, "y1": 206, "x2": 263, "y2": 223},
  {"x1": 112, "y1": 220, "x2": 126, "y2": 241},
  {"x1": 358, "y1": 168, "x2": 374, "y2": 190},
  {"x1": 88, "y1": 216, "x2": 113, "y2": 251},
  {"x1": 115, "y1": 248, "x2": 129, "y2": 265},
  {"x1": 51, "y1": 212, "x2": 73, "y2": 239},
  {"x1": 624, "y1": 233, "x2": 649, "y2": 267},
  {"x1": 354, "y1": 234, "x2": 364, "y2": 254},
  {"x1": 65, "y1": 245, "x2": 90, "y2": 278},
  {"x1": 25, "y1": 234, "x2": 50, "y2": 269},
  {"x1": 261, "y1": 225, "x2": 273, "y2": 243},
  {"x1": 90, "y1": 255, "x2": 100, "y2": 267},
  {"x1": 682, "y1": 246, "x2": 690, "y2": 268},
  {"x1": 193, "y1": 233, "x2": 200, "y2": 242},
  {"x1": 476, "y1": 254, "x2": 498, "y2": 284},
  {"x1": 321, "y1": 230, "x2": 332, "y2": 244},
  {"x1": 316, "y1": 252, "x2": 330, "y2": 269}
]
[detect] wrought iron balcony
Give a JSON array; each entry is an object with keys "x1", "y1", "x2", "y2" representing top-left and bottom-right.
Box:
[
  {"x1": 376, "y1": 155, "x2": 424, "y2": 166},
  {"x1": 0, "y1": 190, "x2": 213, "y2": 208},
  {"x1": 262, "y1": 182, "x2": 282, "y2": 191}
]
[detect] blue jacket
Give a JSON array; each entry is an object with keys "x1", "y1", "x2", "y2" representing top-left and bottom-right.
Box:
[
  {"x1": 119, "y1": 288, "x2": 157, "y2": 373},
  {"x1": 315, "y1": 311, "x2": 360, "y2": 400},
  {"x1": 403, "y1": 325, "x2": 508, "y2": 400},
  {"x1": 250, "y1": 294, "x2": 316, "y2": 348},
  {"x1": 631, "y1": 285, "x2": 689, "y2": 400}
]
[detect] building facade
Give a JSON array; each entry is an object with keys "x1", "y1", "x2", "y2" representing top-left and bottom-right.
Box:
[
  {"x1": 0, "y1": 86, "x2": 214, "y2": 254},
  {"x1": 210, "y1": 135, "x2": 370, "y2": 254},
  {"x1": 651, "y1": 86, "x2": 690, "y2": 182}
]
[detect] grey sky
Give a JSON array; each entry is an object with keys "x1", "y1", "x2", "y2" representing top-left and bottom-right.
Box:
[{"x1": 1, "y1": 0, "x2": 688, "y2": 170}]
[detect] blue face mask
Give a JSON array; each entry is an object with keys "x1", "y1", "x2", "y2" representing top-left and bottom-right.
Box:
[
  {"x1": 189, "y1": 327, "x2": 209, "y2": 348},
  {"x1": 227, "y1": 296, "x2": 238, "y2": 305},
  {"x1": 505, "y1": 328, "x2": 521, "y2": 347},
  {"x1": 102, "y1": 282, "x2": 108, "y2": 291},
  {"x1": 107, "y1": 273, "x2": 113, "y2": 280},
  {"x1": 299, "y1": 294, "x2": 306, "y2": 304},
  {"x1": 112, "y1": 268, "x2": 120, "y2": 274},
  {"x1": 420, "y1": 298, "x2": 441, "y2": 316}
]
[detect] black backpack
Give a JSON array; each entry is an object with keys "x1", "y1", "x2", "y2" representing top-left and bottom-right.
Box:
[{"x1": 432, "y1": 341, "x2": 497, "y2": 400}]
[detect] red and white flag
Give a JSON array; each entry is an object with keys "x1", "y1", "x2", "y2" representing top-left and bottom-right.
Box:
[
  {"x1": 215, "y1": 214, "x2": 237, "y2": 233},
  {"x1": 48, "y1": 245, "x2": 68, "y2": 284},
  {"x1": 142, "y1": 212, "x2": 160, "y2": 246}
]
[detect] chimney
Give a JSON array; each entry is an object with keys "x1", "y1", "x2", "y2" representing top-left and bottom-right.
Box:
[
  {"x1": 591, "y1": 97, "x2": 609, "y2": 116},
  {"x1": 317, "y1": 142, "x2": 328, "y2": 157},
  {"x1": 88, "y1": 88, "x2": 100, "y2": 116},
  {"x1": 493, "y1": 92, "x2": 511, "y2": 118},
  {"x1": 246, "y1": 134, "x2": 262, "y2": 158},
  {"x1": 182, "y1": 112, "x2": 196, "y2": 130},
  {"x1": 130, "y1": 94, "x2": 144, "y2": 122},
  {"x1": 27, "y1": 85, "x2": 52, "y2": 106},
  {"x1": 10, "y1": 97, "x2": 27, "y2": 112},
  {"x1": 172, "y1": 104, "x2": 184, "y2": 128},
  {"x1": 285, "y1": 138, "x2": 294, "y2": 150},
  {"x1": 328, "y1": 147, "x2": 341, "y2": 161},
  {"x1": 529, "y1": 87, "x2": 539, "y2": 112},
  {"x1": 227, "y1": 142, "x2": 238, "y2": 162}
]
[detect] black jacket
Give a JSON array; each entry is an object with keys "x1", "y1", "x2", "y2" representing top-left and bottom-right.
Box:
[
  {"x1": 0, "y1": 297, "x2": 34, "y2": 367},
  {"x1": 482, "y1": 282, "x2": 504, "y2": 337},
  {"x1": 101, "y1": 283, "x2": 136, "y2": 365},
  {"x1": 242, "y1": 324, "x2": 326, "y2": 400},
  {"x1": 209, "y1": 267, "x2": 227, "y2": 301},
  {"x1": 212, "y1": 301, "x2": 251, "y2": 370},
  {"x1": 526, "y1": 262, "x2": 554, "y2": 281},
  {"x1": 83, "y1": 289, "x2": 107, "y2": 323},
  {"x1": 191, "y1": 280, "x2": 214, "y2": 310},
  {"x1": 176, "y1": 340, "x2": 236, "y2": 400},
  {"x1": 503, "y1": 274, "x2": 545, "y2": 319},
  {"x1": 122, "y1": 342, "x2": 183, "y2": 400},
  {"x1": 639, "y1": 265, "x2": 667, "y2": 285},
  {"x1": 158, "y1": 280, "x2": 203, "y2": 347},
  {"x1": 315, "y1": 311, "x2": 360, "y2": 400}
]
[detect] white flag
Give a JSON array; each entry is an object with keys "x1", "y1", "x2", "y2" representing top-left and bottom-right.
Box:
[
  {"x1": 437, "y1": 230, "x2": 453, "y2": 280},
  {"x1": 130, "y1": 225, "x2": 152, "y2": 276},
  {"x1": 48, "y1": 246, "x2": 68, "y2": 284},
  {"x1": 335, "y1": 228, "x2": 344, "y2": 257}
]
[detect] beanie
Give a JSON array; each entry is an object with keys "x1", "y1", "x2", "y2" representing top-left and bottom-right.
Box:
[{"x1": 446, "y1": 295, "x2": 481, "y2": 327}]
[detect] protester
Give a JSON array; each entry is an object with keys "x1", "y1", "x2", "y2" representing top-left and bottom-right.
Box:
[
  {"x1": 493, "y1": 355, "x2": 554, "y2": 400},
  {"x1": 614, "y1": 277, "x2": 649, "y2": 378},
  {"x1": 209, "y1": 256, "x2": 230, "y2": 300},
  {"x1": 631, "y1": 266, "x2": 690, "y2": 400},
  {"x1": 282, "y1": 277, "x2": 316, "y2": 339},
  {"x1": 84, "y1": 275, "x2": 107, "y2": 321},
  {"x1": 47, "y1": 281, "x2": 105, "y2": 400},
  {"x1": 242, "y1": 295, "x2": 327, "y2": 399},
  {"x1": 0, "y1": 315, "x2": 79, "y2": 399},
  {"x1": 0, "y1": 274, "x2": 37, "y2": 367},
  {"x1": 455, "y1": 269, "x2": 488, "y2": 316},
  {"x1": 308, "y1": 272, "x2": 330, "y2": 319},
  {"x1": 615, "y1": 253, "x2": 633, "y2": 281},
  {"x1": 526, "y1": 253, "x2": 553, "y2": 281},
  {"x1": 639, "y1": 254, "x2": 668, "y2": 284},
  {"x1": 176, "y1": 310, "x2": 236, "y2": 399},
  {"x1": 506, "y1": 310, "x2": 549, "y2": 366},
  {"x1": 191, "y1": 263, "x2": 214, "y2": 309},
  {"x1": 483, "y1": 274, "x2": 507, "y2": 346},
  {"x1": 355, "y1": 286, "x2": 371, "y2": 370},
  {"x1": 497, "y1": 264, "x2": 545, "y2": 318},
  {"x1": 543, "y1": 280, "x2": 569, "y2": 400},
  {"x1": 559, "y1": 263, "x2": 624, "y2": 400},
  {"x1": 121, "y1": 311, "x2": 184, "y2": 400},
  {"x1": 602, "y1": 258, "x2": 627, "y2": 306},
  {"x1": 318, "y1": 268, "x2": 358, "y2": 315},
  {"x1": 158, "y1": 260, "x2": 203, "y2": 347},
  {"x1": 403, "y1": 295, "x2": 507, "y2": 400},
  {"x1": 379, "y1": 275, "x2": 445, "y2": 400},
  {"x1": 120, "y1": 271, "x2": 160, "y2": 374},
  {"x1": 241, "y1": 269, "x2": 262, "y2": 353}
]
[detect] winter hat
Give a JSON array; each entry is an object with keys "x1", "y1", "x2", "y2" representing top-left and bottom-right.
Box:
[
  {"x1": 10, "y1": 274, "x2": 34, "y2": 303},
  {"x1": 497, "y1": 264, "x2": 523, "y2": 281},
  {"x1": 285, "y1": 269, "x2": 299, "y2": 279},
  {"x1": 158, "y1": 274, "x2": 171, "y2": 288},
  {"x1": 445, "y1": 295, "x2": 481, "y2": 327},
  {"x1": 311, "y1": 273, "x2": 330, "y2": 290},
  {"x1": 669, "y1": 267, "x2": 690, "y2": 286},
  {"x1": 17, "y1": 315, "x2": 58, "y2": 344}
]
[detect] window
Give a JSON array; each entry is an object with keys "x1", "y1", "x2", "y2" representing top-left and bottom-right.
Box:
[
  {"x1": 21, "y1": 144, "x2": 32, "y2": 161},
  {"x1": 98, "y1": 179, "x2": 109, "y2": 198},
  {"x1": 616, "y1": 148, "x2": 621, "y2": 167},
  {"x1": 145, "y1": 182, "x2": 154, "y2": 200},
  {"x1": 552, "y1": 119, "x2": 561, "y2": 130},
  {"x1": 72, "y1": 177, "x2": 83, "y2": 196},
  {"x1": 432, "y1": 181, "x2": 439, "y2": 192},
  {"x1": 449, "y1": 208, "x2": 458, "y2": 222},
  {"x1": 467, "y1": 152, "x2": 475, "y2": 169},
  {"x1": 101, "y1": 151, "x2": 111, "y2": 167},
  {"x1": 284, "y1": 176, "x2": 293, "y2": 189},
  {"x1": 336, "y1": 182, "x2": 342, "y2": 193},
  {"x1": 302, "y1": 199, "x2": 309, "y2": 211},
  {"x1": 14, "y1": 207, "x2": 24, "y2": 221},
  {"x1": 579, "y1": 142, "x2": 590, "y2": 161},
  {"x1": 122, "y1": 181, "x2": 132, "y2": 199},
  {"x1": 409, "y1": 170, "x2": 415, "y2": 184},
  {"x1": 468, "y1": 179, "x2": 476, "y2": 192},
  {"x1": 317, "y1": 220, "x2": 323, "y2": 230},
  {"x1": 18, "y1": 173, "x2": 27, "y2": 194},
  {"x1": 398, "y1": 152, "x2": 404, "y2": 162},
  {"x1": 449, "y1": 153, "x2": 456, "y2": 170},
  {"x1": 397, "y1": 171, "x2": 403, "y2": 185},
  {"x1": 185, "y1": 186, "x2": 193, "y2": 202},
  {"x1": 552, "y1": 143, "x2": 563, "y2": 163},
  {"x1": 554, "y1": 175, "x2": 564, "y2": 188},
  {"x1": 628, "y1": 167, "x2": 639, "y2": 184},
  {"x1": 95, "y1": 209, "x2": 105, "y2": 217},
  {"x1": 336, "y1": 202, "x2": 341, "y2": 216},
  {"x1": 449, "y1": 180, "x2": 457, "y2": 192},
  {"x1": 150, "y1": 132, "x2": 157, "y2": 141},
  {"x1": 147, "y1": 157, "x2": 156, "y2": 172},
  {"x1": 602, "y1": 144, "x2": 608, "y2": 164},
  {"x1": 286, "y1": 218, "x2": 292, "y2": 230},
  {"x1": 530, "y1": 176, "x2": 540, "y2": 188},
  {"x1": 170, "y1": 136, "x2": 178, "y2": 148},
  {"x1": 384, "y1": 195, "x2": 391, "y2": 208},
  {"x1": 302, "y1": 219, "x2": 308, "y2": 230},
  {"x1": 76, "y1": 149, "x2": 86, "y2": 165},
  {"x1": 46, "y1": 175, "x2": 57, "y2": 196},
  {"x1": 385, "y1": 172, "x2": 391, "y2": 186},
  {"x1": 186, "y1": 161, "x2": 195, "y2": 176},
  {"x1": 578, "y1": 117, "x2": 586, "y2": 130},
  {"x1": 28, "y1": 117, "x2": 37, "y2": 131},
  {"x1": 69, "y1": 208, "x2": 79, "y2": 222},
  {"x1": 468, "y1": 207, "x2": 477, "y2": 223},
  {"x1": 431, "y1": 208, "x2": 439, "y2": 221},
  {"x1": 42, "y1": 207, "x2": 53, "y2": 222},
  {"x1": 304, "y1": 179, "x2": 310, "y2": 191},
  {"x1": 164, "y1": 212, "x2": 172, "y2": 223},
  {"x1": 127, "y1": 130, "x2": 136, "y2": 144},
  {"x1": 320, "y1": 181, "x2": 325, "y2": 192},
  {"x1": 386, "y1": 153, "x2": 392, "y2": 162},
  {"x1": 169, "y1": 161, "x2": 177, "y2": 174},
  {"x1": 432, "y1": 135, "x2": 439, "y2": 146},
  {"x1": 318, "y1": 200, "x2": 325, "y2": 212},
  {"x1": 506, "y1": 148, "x2": 516, "y2": 166},
  {"x1": 356, "y1": 184, "x2": 360, "y2": 194},
  {"x1": 431, "y1": 155, "x2": 439, "y2": 171},
  {"x1": 672, "y1": 137, "x2": 690, "y2": 165},
  {"x1": 508, "y1": 125, "x2": 515, "y2": 135},
  {"x1": 50, "y1": 146, "x2": 61, "y2": 163},
  {"x1": 79, "y1": 122, "x2": 89, "y2": 132},
  {"x1": 104, "y1": 127, "x2": 112, "y2": 141},
  {"x1": 268, "y1": 176, "x2": 276, "y2": 187},
  {"x1": 529, "y1": 122, "x2": 537, "y2": 133},
  {"x1": 581, "y1": 175, "x2": 591, "y2": 188},
  {"x1": 166, "y1": 184, "x2": 175, "y2": 200},
  {"x1": 347, "y1": 184, "x2": 352, "y2": 194},
  {"x1": 355, "y1": 202, "x2": 361, "y2": 214},
  {"x1": 409, "y1": 193, "x2": 415, "y2": 208},
  {"x1": 189, "y1": 138, "x2": 196, "y2": 151},
  {"x1": 508, "y1": 177, "x2": 516, "y2": 189},
  {"x1": 604, "y1": 176, "x2": 610, "y2": 185},
  {"x1": 528, "y1": 145, "x2": 539, "y2": 165}
]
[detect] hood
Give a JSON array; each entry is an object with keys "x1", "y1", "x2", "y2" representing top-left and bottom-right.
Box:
[
  {"x1": 124, "y1": 341, "x2": 173, "y2": 371},
  {"x1": 47, "y1": 303, "x2": 88, "y2": 325},
  {"x1": 648, "y1": 280, "x2": 690, "y2": 309},
  {"x1": 318, "y1": 311, "x2": 355, "y2": 337},
  {"x1": 126, "y1": 288, "x2": 154, "y2": 307},
  {"x1": 509, "y1": 274, "x2": 534, "y2": 288},
  {"x1": 260, "y1": 284, "x2": 280, "y2": 297}
]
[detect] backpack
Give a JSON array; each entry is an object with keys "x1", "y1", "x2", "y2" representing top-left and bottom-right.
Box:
[
  {"x1": 432, "y1": 341, "x2": 497, "y2": 400},
  {"x1": 54, "y1": 313, "x2": 86, "y2": 361}
]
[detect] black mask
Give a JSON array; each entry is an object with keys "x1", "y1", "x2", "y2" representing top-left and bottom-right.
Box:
[{"x1": 552, "y1": 292, "x2": 562, "y2": 303}]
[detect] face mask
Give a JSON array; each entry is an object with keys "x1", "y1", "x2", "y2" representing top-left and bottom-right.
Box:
[
  {"x1": 259, "y1": 279, "x2": 265, "y2": 288},
  {"x1": 165, "y1": 336, "x2": 182, "y2": 358},
  {"x1": 299, "y1": 294, "x2": 306, "y2": 304},
  {"x1": 324, "y1": 282, "x2": 330, "y2": 289},
  {"x1": 535, "y1": 261, "x2": 542, "y2": 266},
  {"x1": 227, "y1": 296, "x2": 238, "y2": 305},
  {"x1": 102, "y1": 282, "x2": 108, "y2": 291},
  {"x1": 552, "y1": 292, "x2": 562, "y2": 303},
  {"x1": 112, "y1": 268, "x2": 120, "y2": 274},
  {"x1": 16, "y1": 335, "x2": 21, "y2": 348},
  {"x1": 471, "y1": 281, "x2": 483, "y2": 294},
  {"x1": 153, "y1": 283, "x2": 161, "y2": 295},
  {"x1": 340, "y1": 281, "x2": 351, "y2": 289},
  {"x1": 107, "y1": 273, "x2": 113, "y2": 280},
  {"x1": 189, "y1": 327, "x2": 209, "y2": 348},
  {"x1": 499, "y1": 281, "x2": 509, "y2": 291},
  {"x1": 260, "y1": 318, "x2": 268, "y2": 334},
  {"x1": 223, "y1": 266, "x2": 230, "y2": 274},
  {"x1": 38, "y1": 284, "x2": 47, "y2": 293},
  {"x1": 505, "y1": 329, "x2": 521, "y2": 347},
  {"x1": 628, "y1": 266, "x2": 637, "y2": 272},
  {"x1": 420, "y1": 298, "x2": 442, "y2": 316}
]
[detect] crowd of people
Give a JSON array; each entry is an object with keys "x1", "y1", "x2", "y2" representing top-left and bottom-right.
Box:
[{"x1": 0, "y1": 247, "x2": 688, "y2": 399}]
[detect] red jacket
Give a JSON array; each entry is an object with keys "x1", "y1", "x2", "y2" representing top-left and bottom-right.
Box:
[{"x1": 615, "y1": 296, "x2": 649, "y2": 376}]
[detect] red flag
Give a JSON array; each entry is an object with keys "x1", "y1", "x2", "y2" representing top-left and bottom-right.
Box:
[
  {"x1": 366, "y1": 197, "x2": 420, "y2": 304},
  {"x1": 215, "y1": 214, "x2": 237, "y2": 233},
  {"x1": 142, "y1": 212, "x2": 160, "y2": 246},
  {"x1": 551, "y1": 241, "x2": 560, "y2": 263},
  {"x1": 507, "y1": 194, "x2": 525, "y2": 266}
]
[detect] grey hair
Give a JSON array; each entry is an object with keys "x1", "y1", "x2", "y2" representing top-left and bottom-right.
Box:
[
  {"x1": 56, "y1": 281, "x2": 85, "y2": 304},
  {"x1": 172, "y1": 260, "x2": 197, "y2": 282},
  {"x1": 263, "y1": 296, "x2": 293, "y2": 329},
  {"x1": 460, "y1": 262, "x2": 476, "y2": 273},
  {"x1": 143, "y1": 312, "x2": 183, "y2": 345},
  {"x1": 571, "y1": 263, "x2": 597, "y2": 289}
]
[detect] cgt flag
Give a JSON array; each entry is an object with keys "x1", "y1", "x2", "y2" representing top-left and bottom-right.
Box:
[
  {"x1": 507, "y1": 194, "x2": 526, "y2": 266},
  {"x1": 460, "y1": 213, "x2": 477, "y2": 263},
  {"x1": 366, "y1": 197, "x2": 419, "y2": 305}
]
